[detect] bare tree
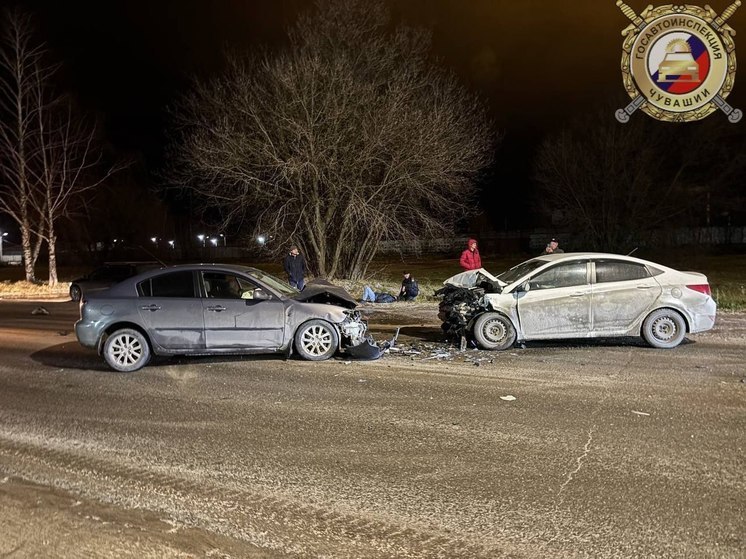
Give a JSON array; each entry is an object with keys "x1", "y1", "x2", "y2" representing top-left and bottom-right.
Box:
[
  {"x1": 535, "y1": 107, "x2": 690, "y2": 252},
  {"x1": 534, "y1": 105, "x2": 746, "y2": 252},
  {"x1": 0, "y1": 9, "x2": 47, "y2": 281},
  {"x1": 167, "y1": 0, "x2": 495, "y2": 279},
  {"x1": 32, "y1": 103, "x2": 126, "y2": 285},
  {"x1": 0, "y1": 9, "x2": 124, "y2": 285}
]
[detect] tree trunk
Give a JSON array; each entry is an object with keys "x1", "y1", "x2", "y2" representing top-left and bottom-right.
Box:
[
  {"x1": 48, "y1": 227, "x2": 57, "y2": 286},
  {"x1": 20, "y1": 218, "x2": 35, "y2": 282}
]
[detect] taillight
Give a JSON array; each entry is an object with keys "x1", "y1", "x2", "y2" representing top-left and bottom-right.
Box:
[{"x1": 686, "y1": 284, "x2": 711, "y2": 296}]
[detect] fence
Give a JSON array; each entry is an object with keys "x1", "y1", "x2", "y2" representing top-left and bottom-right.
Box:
[{"x1": 378, "y1": 226, "x2": 746, "y2": 255}]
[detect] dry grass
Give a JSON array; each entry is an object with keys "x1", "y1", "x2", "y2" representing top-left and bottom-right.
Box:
[{"x1": 0, "y1": 280, "x2": 70, "y2": 300}]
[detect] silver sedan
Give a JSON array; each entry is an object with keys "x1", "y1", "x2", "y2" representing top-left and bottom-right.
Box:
[
  {"x1": 439, "y1": 253, "x2": 717, "y2": 350},
  {"x1": 75, "y1": 264, "x2": 370, "y2": 372}
]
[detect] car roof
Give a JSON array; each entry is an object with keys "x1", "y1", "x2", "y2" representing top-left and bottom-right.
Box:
[
  {"x1": 102, "y1": 263, "x2": 263, "y2": 295},
  {"x1": 508, "y1": 252, "x2": 674, "y2": 280},
  {"x1": 532, "y1": 252, "x2": 663, "y2": 265}
]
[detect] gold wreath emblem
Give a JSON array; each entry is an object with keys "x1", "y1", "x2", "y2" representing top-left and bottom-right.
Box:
[{"x1": 615, "y1": 1, "x2": 741, "y2": 123}]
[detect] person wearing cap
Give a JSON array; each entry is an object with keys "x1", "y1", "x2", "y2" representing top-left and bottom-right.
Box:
[
  {"x1": 283, "y1": 245, "x2": 306, "y2": 290},
  {"x1": 549, "y1": 238, "x2": 564, "y2": 253},
  {"x1": 459, "y1": 238, "x2": 482, "y2": 271}
]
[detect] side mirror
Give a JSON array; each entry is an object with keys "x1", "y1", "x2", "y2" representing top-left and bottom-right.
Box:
[
  {"x1": 518, "y1": 281, "x2": 531, "y2": 293},
  {"x1": 250, "y1": 288, "x2": 271, "y2": 301}
]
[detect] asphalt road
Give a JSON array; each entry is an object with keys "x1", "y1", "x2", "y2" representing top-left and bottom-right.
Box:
[{"x1": 0, "y1": 299, "x2": 744, "y2": 558}]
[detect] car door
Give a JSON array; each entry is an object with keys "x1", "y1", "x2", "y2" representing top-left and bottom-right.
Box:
[
  {"x1": 516, "y1": 261, "x2": 591, "y2": 339},
  {"x1": 136, "y1": 270, "x2": 205, "y2": 350},
  {"x1": 201, "y1": 271, "x2": 286, "y2": 349},
  {"x1": 591, "y1": 260, "x2": 662, "y2": 334}
]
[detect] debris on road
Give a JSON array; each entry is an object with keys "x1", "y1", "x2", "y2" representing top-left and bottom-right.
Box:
[
  {"x1": 631, "y1": 410, "x2": 651, "y2": 416},
  {"x1": 500, "y1": 395, "x2": 517, "y2": 401}
]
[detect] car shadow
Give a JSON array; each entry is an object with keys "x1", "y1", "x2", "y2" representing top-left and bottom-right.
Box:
[
  {"x1": 519, "y1": 336, "x2": 695, "y2": 350},
  {"x1": 370, "y1": 325, "x2": 445, "y2": 343},
  {"x1": 31, "y1": 343, "x2": 296, "y2": 373},
  {"x1": 30, "y1": 342, "x2": 111, "y2": 372}
]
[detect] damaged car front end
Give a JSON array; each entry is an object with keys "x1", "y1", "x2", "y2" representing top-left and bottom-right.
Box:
[{"x1": 436, "y1": 268, "x2": 506, "y2": 341}]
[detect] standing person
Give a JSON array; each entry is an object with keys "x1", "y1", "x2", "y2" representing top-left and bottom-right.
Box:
[
  {"x1": 399, "y1": 272, "x2": 419, "y2": 301},
  {"x1": 549, "y1": 238, "x2": 564, "y2": 253},
  {"x1": 459, "y1": 238, "x2": 482, "y2": 271},
  {"x1": 283, "y1": 245, "x2": 306, "y2": 290}
]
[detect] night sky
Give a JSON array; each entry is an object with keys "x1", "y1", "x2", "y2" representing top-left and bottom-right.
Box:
[{"x1": 6, "y1": 0, "x2": 746, "y2": 231}]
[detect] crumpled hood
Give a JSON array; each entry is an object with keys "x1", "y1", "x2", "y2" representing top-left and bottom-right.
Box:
[
  {"x1": 292, "y1": 279, "x2": 358, "y2": 308},
  {"x1": 444, "y1": 268, "x2": 503, "y2": 288}
]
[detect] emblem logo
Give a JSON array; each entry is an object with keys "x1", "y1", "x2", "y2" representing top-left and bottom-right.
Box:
[{"x1": 616, "y1": 1, "x2": 741, "y2": 123}]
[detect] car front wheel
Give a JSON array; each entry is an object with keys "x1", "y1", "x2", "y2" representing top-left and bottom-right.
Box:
[
  {"x1": 641, "y1": 308, "x2": 686, "y2": 349},
  {"x1": 103, "y1": 328, "x2": 151, "y2": 372},
  {"x1": 472, "y1": 312, "x2": 516, "y2": 351},
  {"x1": 294, "y1": 319, "x2": 339, "y2": 361},
  {"x1": 70, "y1": 284, "x2": 82, "y2": 302}
]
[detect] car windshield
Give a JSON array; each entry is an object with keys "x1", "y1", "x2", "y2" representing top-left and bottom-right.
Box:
[
  {"x1": 496, "y1": 259, "x2": 547, "y2": 285},
  {"x1": 246, "y1": 268, "x2": 299, "y2": 296}
]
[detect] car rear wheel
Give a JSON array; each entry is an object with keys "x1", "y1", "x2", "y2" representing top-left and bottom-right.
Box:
[
  {"x1": 103, "y1": 328, "x2": 151, "y2": 372},
  {"x1": 641, "y1": 308, "x2": 686, "y2": 349},
  {"x1": 473, "y1": 312, "x2": 516, "y2": 351},
  {"x1": 70, "y1": 284, "x2": 82, "y2": 302},
  {"x1": 294, "y1": 319, "x2": 338, "y2": 361}
]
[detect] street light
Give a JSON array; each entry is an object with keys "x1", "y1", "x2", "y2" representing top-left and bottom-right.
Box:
[
  {"x1": 257, "y1": 235, "x2": 266, "y2": 245},
  {"x1": 150, "y1": 236, "x2": 157, "y2": 244},
  {"x1": 210, "y1": 237, "x2": 218, "y2": 247},
  {"x1": 219, "y1": 233, "x2": 226, "y2": 246},
  {"x1": 197, "y1": 234, "x2": 205, "y2": 247},
  {"x1": 168, "y1": 240, "x2": 175, "y2": 249}
]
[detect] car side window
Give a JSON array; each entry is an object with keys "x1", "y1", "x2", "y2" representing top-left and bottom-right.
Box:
[
  {"x1": 138, "y1": 271, "x2": 195, "y2": 298},
  {"x1": 202, "y1": 272, "x2": 260, "y2": 300},
  {"x1": 528, "y1": 262, "x2": 588, "y2": 290},
  {"x1": 595, "y1": 261, "x2": 651, "y2": 283}
]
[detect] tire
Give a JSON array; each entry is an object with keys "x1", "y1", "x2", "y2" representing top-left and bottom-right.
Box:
[
  {"x1": 103, "y1": 328, "x2": 151, "y2": 372},
  {"x1": 294, "y1": 319, "x2": 339, "y2": 361},
  {"x1": 472, "y1": 312, "x2": 516, "y2": 351},
  {"x1": 641, "y1": 308, "x2": 687, "y2": 349},
  {"x1": 70, "y1": 284, "x2": 82, "y2": 302}
]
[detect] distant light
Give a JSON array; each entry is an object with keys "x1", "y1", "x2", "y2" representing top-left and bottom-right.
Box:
[
  {"x1": 197, "y1": 234, "x2": 205, "y2": 241},
  {"x1": 150, "y1": 237, "x2": 157, "y2": 243},
  {"x1": 210, "y1": 237, "x2": 218, "y2": 246},
  {"x1": 168, "y1": 240, "x2": 175, "y2": 248},
  {"x1": 257, "y1": 235, "x2": 266, "y2": 245}
]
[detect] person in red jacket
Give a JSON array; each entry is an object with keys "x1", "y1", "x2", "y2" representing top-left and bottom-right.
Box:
[{"x1": 459, "y1": 238, "x2": 482, "y2": 270}]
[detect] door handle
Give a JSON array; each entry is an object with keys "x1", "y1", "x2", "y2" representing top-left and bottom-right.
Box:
[
  {"x1": 140, "y1": 304, "x2": 161, "y2": 311},
  {"x1": 637, "y1": 285, "x2": 653, "y2": 289},
  {"x1": 206, "y1": 305, "x2": 226, "y2": 312}
]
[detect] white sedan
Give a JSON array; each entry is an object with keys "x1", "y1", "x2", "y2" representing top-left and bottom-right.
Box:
[{"x1": 438, "y1": 253, "x2": 717, "y2": 350}]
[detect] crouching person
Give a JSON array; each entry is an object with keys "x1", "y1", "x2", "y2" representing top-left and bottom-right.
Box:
[{"x1": 399, "y1": 272, "x2": 419, "y2": 301}]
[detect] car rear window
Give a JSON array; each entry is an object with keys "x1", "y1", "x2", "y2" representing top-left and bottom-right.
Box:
[
  {"x1": 138, "y1": 271, "x2": 196, "y2": 298},
  {"x1": 595, "y1": 261, "x2": 651, "y2": 283}
]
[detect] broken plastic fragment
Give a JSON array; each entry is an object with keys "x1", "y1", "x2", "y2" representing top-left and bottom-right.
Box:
[
  {"x1": 631, "y1": 410, "x2": 650, "y2": 416},
  {"x1": 500, "y1": 395, "x2": 516, "y2": 401}
]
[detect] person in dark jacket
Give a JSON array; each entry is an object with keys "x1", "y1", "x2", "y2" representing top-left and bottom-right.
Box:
[
  {"x1": 399, "y1": 272, "x2": 419, "y2": 301},
  {"x1": 283, "y1": 245, "x2": 306, "y2": 290},
  {"x1": 459, "y1": 238, "x2": 482, "y2": 271}
]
